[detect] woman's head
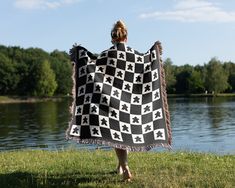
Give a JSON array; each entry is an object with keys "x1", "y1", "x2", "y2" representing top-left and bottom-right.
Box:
[{"x1": 111, "y1": 20, "x2": 128, "y2": 44}]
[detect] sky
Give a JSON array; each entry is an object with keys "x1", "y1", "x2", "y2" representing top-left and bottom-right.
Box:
[{"x1": 0, "y1": 0, "x2": 235, "y2": 66}]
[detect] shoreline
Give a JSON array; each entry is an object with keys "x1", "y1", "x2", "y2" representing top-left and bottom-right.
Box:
[{"x1": 0, "y1": 95, "x2": 71, "y2": 104}]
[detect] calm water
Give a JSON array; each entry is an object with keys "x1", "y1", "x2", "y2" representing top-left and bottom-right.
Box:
[{"x1": 0, "y1": 97, "x2": 235, "y2": 154}]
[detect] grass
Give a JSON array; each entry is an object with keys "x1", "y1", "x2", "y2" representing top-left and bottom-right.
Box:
[{"x1": 0, "y1": 150, "x2": 234, "y2": 188}]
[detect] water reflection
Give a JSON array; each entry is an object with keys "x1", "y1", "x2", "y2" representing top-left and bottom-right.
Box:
[{"x1": 0, "y1": 97, "x2": 235, "y2": 154}]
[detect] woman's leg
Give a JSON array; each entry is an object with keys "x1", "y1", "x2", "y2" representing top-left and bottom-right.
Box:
[{"x1": 115, "y1": 148, "x2": 132, "y2": 181}]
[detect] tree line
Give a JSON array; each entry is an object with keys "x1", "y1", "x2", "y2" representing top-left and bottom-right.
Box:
[
  {"x1": 0, "y1": 45, "x2": 72, "y2": 96},
  {"x1": 0, "y1": 44, "x2": 235, "y2": 96},
  {"x1": 164, "y1": 58, "x2": 235, "y2": 94}
]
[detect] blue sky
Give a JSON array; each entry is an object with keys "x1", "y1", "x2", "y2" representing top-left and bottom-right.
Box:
[{"x1": 0, "y1": 0, "x2": 235, "y2": 65}]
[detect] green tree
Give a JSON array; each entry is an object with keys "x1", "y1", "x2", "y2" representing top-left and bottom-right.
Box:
[
  {"x1": 223, "y1": 62, "x2": 235, "y2": 92},
  {"x1": 188, "y1": 70, "x2": 205, "y2": 93},
  {"x1": 50, "y1": 50, "x2": 72, "y2": 94},
  {"x1": 163, "y1": 58, "x2": 176, "y2": 93},
  {"x1": 32, "y1": 60, "x2": 57, "y2": 96},
  {"x1": 205, "y1": 58, "x2": 229, "y2": 94},
  {"x1": 0, "y1": 53, "x2": 19, "y2": 94}
]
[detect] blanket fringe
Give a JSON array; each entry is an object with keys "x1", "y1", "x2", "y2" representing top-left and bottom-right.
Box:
[{"x1": 154, "y1": 41, "x2": 172, "y2": 146}]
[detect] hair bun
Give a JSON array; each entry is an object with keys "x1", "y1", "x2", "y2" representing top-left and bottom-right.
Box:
[
  {"x1": 115, "y1": 20, "x2": 126, "y2": 30},
  {"x1": 111, "y1": 20, "x2": 128, "y2": 44}
]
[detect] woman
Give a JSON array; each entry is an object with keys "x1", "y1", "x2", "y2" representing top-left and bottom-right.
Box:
[{"x1": 110, "y1": 20, "x2": 132, "y2": 181}]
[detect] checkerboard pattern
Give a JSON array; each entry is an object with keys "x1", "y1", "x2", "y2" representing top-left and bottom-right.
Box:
[{"x1": 67, "y1": 43, "x2": 170, "y2": 150}]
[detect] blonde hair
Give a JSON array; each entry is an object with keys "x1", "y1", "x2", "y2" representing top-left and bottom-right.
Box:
[{"x1": 111, "y1": 20, "x2": 128, "y2": 44}]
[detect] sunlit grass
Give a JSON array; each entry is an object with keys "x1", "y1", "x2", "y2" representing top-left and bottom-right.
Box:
[{"x1": 0, "y1": 150, "x2": 234, "y2": 187}]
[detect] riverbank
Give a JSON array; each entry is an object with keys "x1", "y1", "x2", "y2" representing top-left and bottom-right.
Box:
[
  {"x1": 0, "y1": 150, "x2": 234, "y2": 188},
  {"x1": 1, "y1": 93, "x2": 235, "y2": 104},
  {"x1": 0, "y1": 95, "x2": 70, "y2": 104}
]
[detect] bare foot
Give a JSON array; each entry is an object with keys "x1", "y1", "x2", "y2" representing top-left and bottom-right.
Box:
[
  {"x1": 116, "y1": 164, "x2": 123, "y2": 175},
  {"x1": 123, "y1": 165, "x2": 132, "y2": 182}
]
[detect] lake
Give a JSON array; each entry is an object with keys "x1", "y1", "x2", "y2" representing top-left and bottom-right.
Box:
[{"x1": 0, "y1": 97, "x2": 235, "y2": 154}]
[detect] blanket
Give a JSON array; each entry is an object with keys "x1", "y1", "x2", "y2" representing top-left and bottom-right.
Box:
[{"x1": 66, "y1": 42, "x2": 171, "y2": 151}]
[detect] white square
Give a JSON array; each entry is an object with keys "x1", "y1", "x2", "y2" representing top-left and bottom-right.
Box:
[
  {"x1": 81, "y1": 115, "x2": 89, "y2": 125},
  {"x1": 115, "y1": 68, "x2": 125, "y2": 80},
  {"x1": 133, "y1": 73, "x2": 143, "y2": 84},
  {"x1": 111, "y1": 87, "x2": 122, "y2": 100},
  {"x1": 132, "y1": 134, "x2": 144, "y2": 144},
  {"x1": 117, "y1": 51, "x2": 126, "y2": 61},
  {"x1": 70, "y1": 125, "x2": 81, "y2": 136},
  {"x1": 143, "y1": 83, "x2": 152, "y2": 94},
  {"x1": 75, "y1": 105, "x2": 83, "y2": 115},
  {"x1": 151, "y1": 50, "x2": 157, "y2": 60},
  {"x1": 79, "y1": 65, "x2": 87, "y2": 77},
  {"x1": 104, "y1": 75, "x2": 114, "y2": 86},
  {"x1": 108, "y1": 58, "x2": 117, "y2": 67},
  {"x1": 152, "y1": 88, "x2": 160, "y2": 101},
  {"x1": 90, "y1": 104, "x2": 99, "y2": 115},
  {"x1": 142, "y1": 122, "x2": 153, "y2": 134},
  {"x1": 84, "y1": 93, "x2": 92, "y2": 104},
  {"x1": 122, "y1": 81, "x2": 133, "y2": 93},
  {"x1": 90, "y1": 126, "x2": 102, "y2": 137},
  {"x1": 130, "y1": 114, "x2": 142, "y2": 125},
  {"x1": 78, "y1": 85, "x2": 86, "y2": 96},
  {"x1": 100, "y1": 94, "x2": 110, "y2": 106},
  {"x1": 144, "y1": 63, "x2": 151, "y2": 73},
  {"x1": 109, "y1": 107, "x2": 119, "y2": 120},
  {"x1": 99, "y1": 116, "x2": 110, "y2": 129},
  {"x1": 119, "y1": 101, "x2": 131, "y2": 113},
  {"x1": 120, "y1": 122, "x2": 131, "y2": 134},
  {"x1": 96, "y1": 65, "x2": 106, "y2": 74},
  {"x1": 131, "y1": 94, "x2": 142, "y2": 104},
  {"x1": 93, "y1": 83, "x2": 103, "y2": 93},
  {"x1": 87, "y1": 73, "x2": 95, "y2": 83},
  {"x1": 152, "y1": 69, "x2": 159, "y2": 81},
  {"x1": 125, "y1": 62, "x2": 135, "y2": 73},
  {"x1": 135, "y1": 55, "x2": 143, "y2": 63},
  {"x1": 154, "y1": 129, "x2": 165, "y2": 140},
  {"x1": 110, "y1": 129, "x2": 123, "y2": 142},
  {"x1": 153, "y1": 108, "x2": 163, "y2": 121},
  {"x1": 142, "y1": 102, "x2": 152, "y2": 115}
]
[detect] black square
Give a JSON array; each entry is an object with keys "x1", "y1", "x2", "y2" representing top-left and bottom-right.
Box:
[
  {"x1": 135, "y1": 63, "x2": 144, "y2": 73},
  {"x1": 126, "y1": 52, "x2": 135, "y2": 62},
  {"x1": 116, "y1": 59, "x2": 126, "y2": 70},
  {"x1": 144, "y1": 54, "x2": 151, "y2": 63},
  {"x1": 102, "y1": 84, "x2": 112, "y2": 95},
  {"x1": 132, "y1": 84, "x2": 142, "y2": 94},
  {"x1": 119, "y1": 111, "x2": 130, "y2": 123},
  {"x1": 75, "y1": 115, "x2": 82, "y2": 125},
  {"x1": 108, "y1": 50, "x2": 117, "y2": 58},
  {"x1": 99, "y1": 105, "x2": 109, "y2": 116},
  {"x1": 85, "y1": 83, "x2": 94, "y2": 93},
  {"x1": 83, "y1": 104, "x2": 90, "y2": 114},
  {"x1": 94, "y1": 73, "x2": 104, "y2": 83},
  {"x1": 142, "y1": 113, "x2": 153, "y2": 124},
  {"x1": 77, "y1": 76, "x2": 86, "y2": 85},
  {"x1": 109, "y1": 119, "x2": 120, "y2": 131},
  {"x1": 113, "y1": 78, "x2": 123, "y2": 89},
  {"x1": 80, "y1": 126, "x2": 91, "y2": 138},
  {"x1": 121, "y1": 91, "x2": 131, "y2": 103},
  {"x1": 96, "y1": 57, "x2": 107, "y2": 65},
  {"x1": 90, "y1": 114, "x2": 99, "y2": 125},
  {"x1": 110, "y1": 98, "x2": 120, "y2": 109},
  {"x1": 142, "y1": 93, "x2": 152, "y2": 104},
  {"x1": 92, "y1": 93, "x2": 101, "y2": 103},
  {"x1": 87, "y1": 64, "x2": 96, "y2": 73},
  {"x1": 76, "y1": 95, "x2": 84, "y2": 105},
  {"x1": 152, "y1": 80, "x2": 160, "y2": 90},
  {"x1": 151, "y1": 60, "x2": 159, "y2": 70},
  {"x1": 124, "y1": 72, "x2": 134, "y2": 82},
  {"x1": 131, "y1": 125, "x2": 142, "y2": 134},
  {"x1": 143, "y1": 72, "x2": 152, "y2": 83},
  {"x1": 130, "y1": 104, "x2": 141, "y2": 114},
  {"x1": 106, "y1": 66, "x2": 116, "y2": 76}
]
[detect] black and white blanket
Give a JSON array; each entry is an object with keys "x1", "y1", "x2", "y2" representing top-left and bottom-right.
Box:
[{"x1": 66, "y1": 42, "x2": 171, "y2": 151}]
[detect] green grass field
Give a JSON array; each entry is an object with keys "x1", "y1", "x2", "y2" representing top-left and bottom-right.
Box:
[{"x1": 0, "y1": 150, "x2": 234, "y2": 188}]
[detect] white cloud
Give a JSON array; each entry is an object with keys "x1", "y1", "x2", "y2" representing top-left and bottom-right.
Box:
[
  {"x1": 14, "y1": 0, "x2": 80, "y2": 10},
  {"x1": 140, "y1": 0, "x2": 235, "y2": 23}
]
